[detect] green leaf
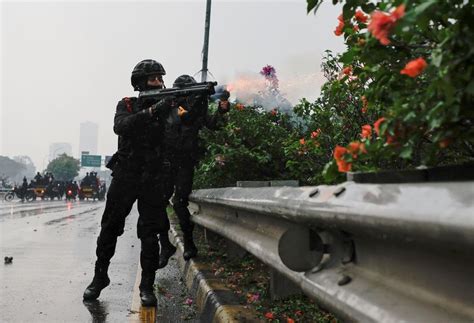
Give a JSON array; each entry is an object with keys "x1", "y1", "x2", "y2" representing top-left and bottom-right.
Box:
[
  {"x1": 403, "y1": 111, "x2": 416, "y2": 122},
  {"x1": 342, "y1": 3, "x2": 355, "y2": 20},
  {"x1": 466, "y1": 80, "x2": 474, "y2": 96},
  {"x1": 307, "y1": 0, "x2": 323, "y2": 14},
  {"x1": 339, "y1": 49, "x2": 356, "y2": 64},
  {"x1": 431, "y1": 49, "x2": 443, "y2": 68},
  {"x1": 361, "y1": 3, "x2": 376, "y2": 13},
  {"x1": 400, "y1": 146, "x2": 413, "y2": 159},
  {"x1": 322, "y1": 160, "x2": 341, "y2": 183},
  {"x1": 412, "y1": 0, "x2": 437, "y2": 17}
]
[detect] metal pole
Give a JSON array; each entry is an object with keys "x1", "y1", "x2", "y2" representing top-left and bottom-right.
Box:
[{"x1": 201, "y1": 0, "x2": 212, "y2": 82}]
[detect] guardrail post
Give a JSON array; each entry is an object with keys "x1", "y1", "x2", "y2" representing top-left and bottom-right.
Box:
[
  {"x1": 269, "y1": 269, "x2": 301, "y2": 300},
  {"x1": 203, "y1": 227, "x2": 219, "y2": 245},
  {"x1": 225, "y1": 239, "x2": 247, "y2": 259}
]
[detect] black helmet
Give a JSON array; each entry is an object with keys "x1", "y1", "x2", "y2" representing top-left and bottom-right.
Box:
[
  {"x1": 131, "y1": 59, "x2": 166, "y2": 91},
  {"x1": 173, "y1": 75, "x2": 196, "y2": 88}
]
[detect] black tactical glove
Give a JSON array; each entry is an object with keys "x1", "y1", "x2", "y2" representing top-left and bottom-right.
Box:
[{"x1": 148, "y1": 96, "x2": 176, "y2": 119}]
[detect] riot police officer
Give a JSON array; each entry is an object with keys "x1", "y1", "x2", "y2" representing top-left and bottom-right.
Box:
[
  {"x1": 34, "y1": 172, "x2": 42, "y2": 184},
  {"x1": 158, "y1": 74, "x2": 229, "y2": 268},
  {"x1": 21, "y1": 177, "x2": 28, "y2": 199},
  {"x1": 83, "y1": 59, "x2": 173, "y2": 307}
]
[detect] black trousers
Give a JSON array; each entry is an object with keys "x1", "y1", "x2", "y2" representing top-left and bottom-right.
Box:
[
  {"x1": 172, "y1": 163, "x2": 195, "y2": 235},
  {"x1": 161, "y1": 156, "x2": 195, "y2": 236},
  {"x1": 95, "y1": 175, "x2": 169, "y2": 273}
]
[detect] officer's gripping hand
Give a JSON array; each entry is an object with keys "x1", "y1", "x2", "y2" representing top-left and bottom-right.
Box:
[{"x1": 149, "y1": 96, "x2": 176, "y2": 119}]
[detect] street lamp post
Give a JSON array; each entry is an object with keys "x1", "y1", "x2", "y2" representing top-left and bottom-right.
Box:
[{"x1": 201, "y1": 0, "x2": 212, "y2": 82}]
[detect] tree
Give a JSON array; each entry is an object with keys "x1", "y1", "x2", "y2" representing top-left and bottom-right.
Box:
[
  {"x1": 307, "y1": 0, "x2": 474, "y2": 178},
  {"x1": 194, "y1": 102, "x2": 301, "y2": 188},
  {"x1": 12, "y1": 155, "x2": 36, "y2": 181},
  {"x1": 0, "y1": 156, "x2": 26, "y2": 184},
  {"x1": 46, "y1": 154, "x2": 80, "y2": 181}
]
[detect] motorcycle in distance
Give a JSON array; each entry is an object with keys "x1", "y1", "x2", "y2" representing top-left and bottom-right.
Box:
[
  {"x1": 44, "y1": 181, "x2": 65, "y2": 201},
  {"x1": 65, "y1": 188, "x2": 77, "y2": 201},
  {"x1": 12, "y1": 186, "x2": 36, "y2": 202},
  {"x1": 1, "y1": 187, "x2": 15, "y2": 202},
  {"x1": 64, "y1": 181, "x2": 78, "y2": 201}
]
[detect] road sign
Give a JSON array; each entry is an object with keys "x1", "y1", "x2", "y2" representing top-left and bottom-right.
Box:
[{"x1": 81, "y1": 155, "x2": 101, "y2": 167}]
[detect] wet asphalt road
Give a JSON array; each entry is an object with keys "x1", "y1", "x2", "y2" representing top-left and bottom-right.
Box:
[{"x1": 0, "y1": 200, "x2": 198, "y2": 322}]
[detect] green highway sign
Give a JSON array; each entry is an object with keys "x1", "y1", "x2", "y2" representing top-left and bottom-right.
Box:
[{"x1": 81, "y1": 154, "x2": 101, "y2": 167}]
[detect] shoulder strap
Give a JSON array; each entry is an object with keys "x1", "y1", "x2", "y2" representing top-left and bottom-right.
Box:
[
  {"x1": 122, "y1": 97, "x2": 138, "y2": 113},
  {"x1": 123, "y1": 97, "x2": 133, "y2": 113}
]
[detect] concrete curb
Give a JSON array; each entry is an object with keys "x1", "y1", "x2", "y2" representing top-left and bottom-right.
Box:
[{"x1": 170, "y1": 225, "x2": 262, "y2": 323}]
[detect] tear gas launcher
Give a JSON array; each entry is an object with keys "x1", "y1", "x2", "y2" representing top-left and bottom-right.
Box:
[{"x1": 138, "y1": 81, "x2": 218, "y2": 100}]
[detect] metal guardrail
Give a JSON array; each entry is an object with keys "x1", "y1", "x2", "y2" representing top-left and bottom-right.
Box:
[{"x1": 188, "y1": 181, "x2": 474, "y2": 322}]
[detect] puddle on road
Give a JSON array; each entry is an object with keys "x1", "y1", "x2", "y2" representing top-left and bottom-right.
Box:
[
  {"x1": 44, "y1": 207, "x2": 102, "y2": 226},
  {"x1": 0, "y1": 202, "x2": 104, "y2": 222},
  {"x1": 82, "y1": 300, "x2": 110, "y2": 321}
]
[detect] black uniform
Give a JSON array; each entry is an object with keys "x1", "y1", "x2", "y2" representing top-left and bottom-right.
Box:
[
  {"x1": 84, "y1": 58, "x2": 168, "y2": 306},
  {"x1": 159, "y1": 93, "x2": 227, "y2": 262},
  {"x1": 95, "y1": 96, "x2": 169, "y2": 274}
]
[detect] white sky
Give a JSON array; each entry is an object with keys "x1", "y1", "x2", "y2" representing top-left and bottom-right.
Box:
[{"x1": 1, "y1": 0, "x2": 344, "y2": 171}]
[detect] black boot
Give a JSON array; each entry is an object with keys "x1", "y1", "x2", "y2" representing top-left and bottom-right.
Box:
[
  {"x1": 83, "y1": 263, "x2": 110, "y2": 300},
  {"x1": 183, "y1": 234, "x2": 197, "y2": 261},
  {"x1": 139, "y1": 271, "x2": 157, "y2": 307},
  {"x1": 158, "y1": 233, "x2": 177, "y2": 269}
]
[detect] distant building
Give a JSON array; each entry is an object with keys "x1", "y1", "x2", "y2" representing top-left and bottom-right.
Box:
[
  {"x1": 49, "y1": 142, "x2": 72, "y2": 161},
  {"x1": 79, "y1": 122, "x2": 98, "y2": 156}
]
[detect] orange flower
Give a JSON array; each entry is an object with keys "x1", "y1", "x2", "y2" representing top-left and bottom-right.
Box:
[
  {"x1": 392, "y1": 4, "x2": 406, "y2": 20},
  {"x1": 337, "y1": 160, "x2": 352, "y2": 172},
  {"x1": 361, "y1": 95, "x2": 368, "y2": 113},
  {"x1": 400, "y1": 58, "x2": 428, "y2": 77},
  {"x1": 342, "y1": 66, "x2": 352, "y2": 75},
  {"x1": 368, "y1": 5, "x2": 405, "y2": 45},
  {"x1": 299, "y1": 138, "x2": 306, "y2": 145},
  {"x1": 333, "y1": 145, "x2": 348, "y2": 161},
  {"x1": 311, "y1": 128, "x2": 321, "y2": 139},
  {"x1": 334, "y1": 21, "x2": 345, "y2": 36},
  {"x1": 439, "y1": 138, "x2": 451, "y2": 148},
  {"x1": 265, "y1": 312, "x2": 275, "y2": 320},
  {"x1": 334, "y1": 14, "x2": 345, "y2": 36},
  {"x1": 384, "y1": 123, "x2": 403, "y2": 145},
  {"x1": 334, "y1": 146, "x2": 352, "y2": 172},
  {"x1": 235, "y1": 103, "x2": 245, "y2": 111},
  {"x1": 348, "y1": 141, "x2": 367, "y2": 158},
  {"x1": 354, "y1": 10, "x2": 368, "y2": 23},
  {"x1": 361, "y1": 124, "x2": 372, "y2": 139},
  {"x1": 386, "y1": 133, "x2": 397, "y2": 144},
  {"x1": 374, "y1": 117, "x2": 386, "y2": 136},
  {"x1": 287, "y1": 319, "x2": 295, "y2": 323}
]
